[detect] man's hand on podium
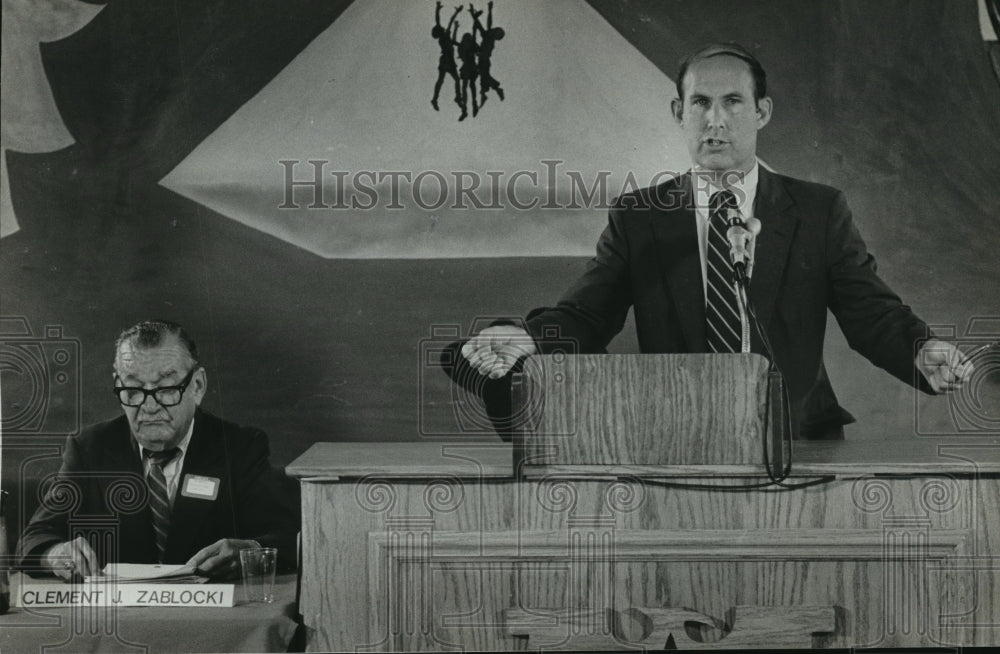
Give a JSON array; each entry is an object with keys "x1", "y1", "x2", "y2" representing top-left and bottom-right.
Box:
[
  {"x1": 916, "y1": 338, "x2": 974, "y2": 393},
  {"x1": 461, "y1": 325, "x2": 537, "y2": 379}
]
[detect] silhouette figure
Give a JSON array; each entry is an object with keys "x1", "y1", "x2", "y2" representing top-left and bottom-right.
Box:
[
  {"x1": 456, "y1": 27, "x2": 480, "y2": 121},
  {"x1": 471, "y1": 1, "x2": 505, "y2": 108},
  {"x1": 431, "y1": 2, "x2": 462, "y2": 112}
]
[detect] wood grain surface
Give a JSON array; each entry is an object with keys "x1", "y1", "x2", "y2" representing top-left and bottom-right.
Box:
[
  {"x1": 297, "y1": 465, "x2": 1000, "y2": 650},
  {"x1": 515, "y1": 354, "x2": 772, "y2": 466},
  {"x1": 505, "y1": 605, "x2": 836, "y2": 649},
  {"x1": 288, "y1": 442, "x2": 514, "y2": 478}
]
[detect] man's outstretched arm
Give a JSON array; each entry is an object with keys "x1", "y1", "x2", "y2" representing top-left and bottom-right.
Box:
[
  {"x1": 461, "y1": 202, "x2": 634, "y2": 380},
  {"x1": 824, "y1": 190, "x2": 971, "y2": 393}
]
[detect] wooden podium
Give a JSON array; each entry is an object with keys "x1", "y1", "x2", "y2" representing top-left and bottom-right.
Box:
[
  {"x1": 288, "y1": 355, "x2": 1000, "y2": 651},
  {"x1": 512, "y1": 353, "x2": 777, "y2": 468}
]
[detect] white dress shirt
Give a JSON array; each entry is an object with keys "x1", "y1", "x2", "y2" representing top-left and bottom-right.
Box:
[
  {"x1": 691, "y1": 161, "x2": 760, "y2": 302},
  {"x1": 139, "y1": 419, "x2": 194, "y2": 507}
]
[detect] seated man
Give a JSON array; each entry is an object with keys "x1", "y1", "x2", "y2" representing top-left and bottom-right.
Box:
[{"x1": 16, "y1": 320, "x2": 300, "y2": 581}]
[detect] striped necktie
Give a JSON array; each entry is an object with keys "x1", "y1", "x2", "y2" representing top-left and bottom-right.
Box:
[
  {"x1": 706, "y1": 189, "x2": 742, "y2": 353},
  {"x1": 144, "y1": 447, "x2": 180, "y2": 563}
]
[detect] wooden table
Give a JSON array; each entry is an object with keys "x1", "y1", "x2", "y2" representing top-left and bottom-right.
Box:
[
  {"x1": 289, "y1": 437, "x2": 1000, "y2": 650},
  {"x1": 0, "y1": 573, "x2": 300, "y2": 653}
]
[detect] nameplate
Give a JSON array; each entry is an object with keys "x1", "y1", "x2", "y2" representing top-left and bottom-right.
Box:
[{"x1": 16, "y1": 582, "x2": 235, "y2": 607}]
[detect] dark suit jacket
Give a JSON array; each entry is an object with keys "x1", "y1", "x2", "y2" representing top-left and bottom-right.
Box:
[
  {"x1": 16, "y1": 409, "x2": 300, "y2": 573},
  {"x1": 519, "y1": 168, "x2": 934, "y2": 438}
]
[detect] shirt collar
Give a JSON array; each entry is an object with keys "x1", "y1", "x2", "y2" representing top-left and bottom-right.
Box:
[
  {"x1": 138, "y1": 416, "x2": 195, "y2": 461},
  {"x1": 692, "y1": 161, "x2": 760, "y2": 217}
]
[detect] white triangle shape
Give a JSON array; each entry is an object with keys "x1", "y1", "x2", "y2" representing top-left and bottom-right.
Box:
[{"x1": 161, "y1": 0, "x2": 694, "y2": 258}]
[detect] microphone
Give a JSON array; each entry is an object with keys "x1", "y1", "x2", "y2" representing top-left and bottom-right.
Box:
[{"x1": 726, "y1": 213, "x2": 762, "y2": 284}]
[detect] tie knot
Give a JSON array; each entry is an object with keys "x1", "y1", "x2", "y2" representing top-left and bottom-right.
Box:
[
  {"x1": 710, "y1": 189, "x2": 737, "y2": 214},
  {"x1": 144, "y1": 447, "x2": 180, "y2": 466}
]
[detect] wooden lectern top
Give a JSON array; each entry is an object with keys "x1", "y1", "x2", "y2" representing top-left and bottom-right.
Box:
[{"x1": 286, "y1": 438, "x2": 1000, "y2": 481}]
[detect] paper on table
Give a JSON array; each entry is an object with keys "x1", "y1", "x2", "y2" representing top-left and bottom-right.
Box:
[{"x1": 86, "y1": 563, "x2": 207, "y2": 583}]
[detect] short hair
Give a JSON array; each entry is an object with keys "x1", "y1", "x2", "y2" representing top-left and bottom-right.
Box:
[
  {"x1": 676, "y1": 42, "x2": 767, "y2": 103},
  {"x1": 114, "y1": 320, "x2": 199, "y2": 369}
]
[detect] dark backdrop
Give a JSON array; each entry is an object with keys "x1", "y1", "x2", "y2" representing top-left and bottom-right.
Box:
[{"x1": 3, "y1": 0, "x2": 999, "y2": 550}]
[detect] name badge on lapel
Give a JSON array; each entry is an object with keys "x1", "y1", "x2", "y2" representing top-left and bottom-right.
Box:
[{"x1": 181, "y1": 474, "x2": 220, "y2": 501}]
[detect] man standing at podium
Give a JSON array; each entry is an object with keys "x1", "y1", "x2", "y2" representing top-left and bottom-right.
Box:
[
  {"x1": 457, "y1": 42, "x2": 972, "y2": 439},
  {"x1": 16, "y1": 320, "x2": 300, "y2": 580}
]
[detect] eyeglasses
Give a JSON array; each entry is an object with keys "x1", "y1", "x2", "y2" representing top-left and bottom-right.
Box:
[{"x1": 113, "y1": 368, "x2": 198, "y2": 407}]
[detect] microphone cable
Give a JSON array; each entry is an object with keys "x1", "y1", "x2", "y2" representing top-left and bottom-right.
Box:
[
  {"x1": 741, "y1": 283, "x2": 835, "y2": 490},
  {"x1": 643, "y1": 223, "x2": 835, "y2": 493}
]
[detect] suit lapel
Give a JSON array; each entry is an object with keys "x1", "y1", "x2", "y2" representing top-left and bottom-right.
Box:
[
  {"x1": 750, "y1": 167, "x2": 797, "y2": 334},
  {"x1": 112, "y1": 425, "x2": 157, "y2": 563},
  {"x1": 652, "y1": 173, "x2": 707, "y2": 351},
  {"x1": 168, "y1": 414, "x2": 226, "y2": 559}
]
